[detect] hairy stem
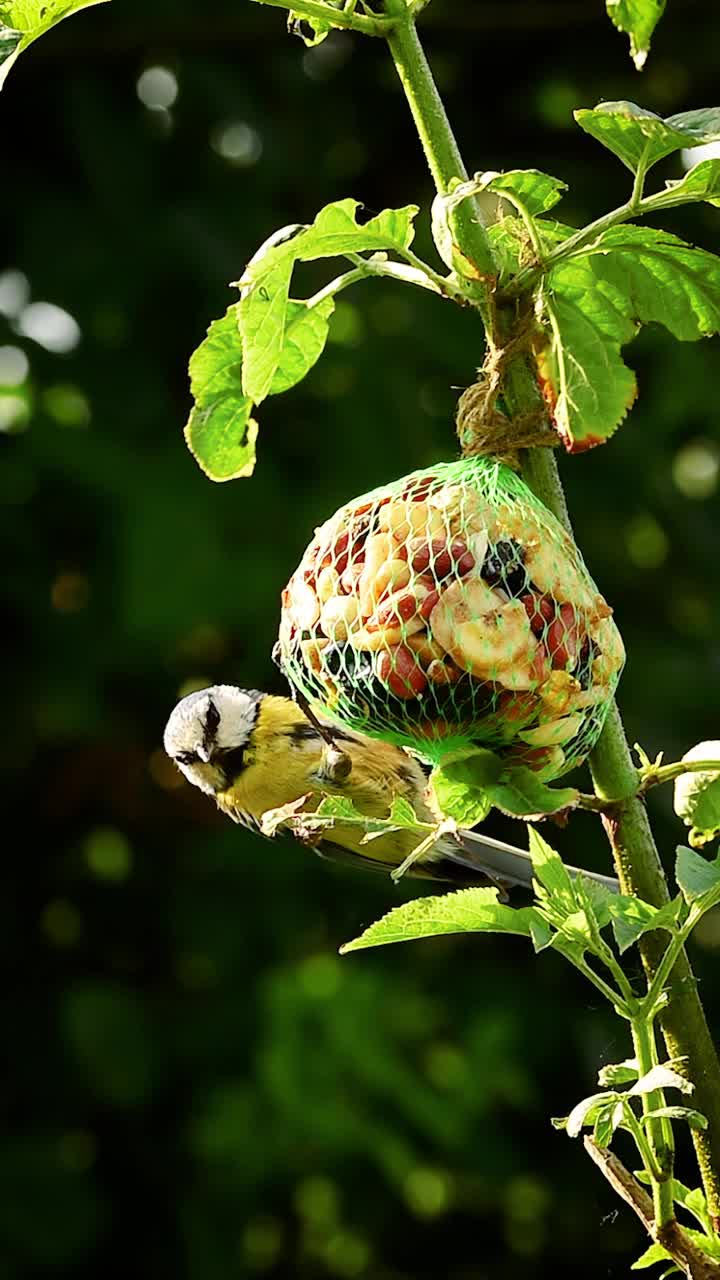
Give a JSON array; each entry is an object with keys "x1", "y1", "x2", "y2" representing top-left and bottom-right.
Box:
[
  {"x1": 375, "y1": 0, "x2": 720, "y2": 1231},
  {"x1": 382, "y1": 0, "x2": 495, "y2": 292}
]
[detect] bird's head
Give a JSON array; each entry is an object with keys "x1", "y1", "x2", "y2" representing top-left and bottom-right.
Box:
[{"x1": 163, "y1": 684, "x2": 263, "y2": 795}]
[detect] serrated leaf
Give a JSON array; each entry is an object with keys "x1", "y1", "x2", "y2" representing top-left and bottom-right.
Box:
[
  {"x1": 659, "y1": 159, "x2": 720, "y2": 211},
  {"x1": 598, "y1": 1058, "x2": 639, "y2": 1086},
  {"x1": 388, "y1": 796, "x2": 423, "y2": 829},
  {"x1": 605, "y1": 2, "x2": 666, "y2": 71},
  {"x1": 340, "y1": 886, "x2": 543, "y2": 954},
  {"x1": 566, "y1": 1091, "x2": 616, "y2": 1138},
  {"x1": 575, "y1": 100, "x2": 693, "y2": 172},
  {"x1": 675, "y1": 846, "x2": 720, "y2": 904},
  {"x1": 489, "y1": 218, "x2": 574, "y2": 285},
  {"x1": 184, "y1": 308, "x2": 257, "y2": 482},
  {"x1": 0, "y1": 0, "x2": 109, "y2": 88},
  {"x1": 429, "y1": 750, "x2": 501, "y2": 826},
  {"x1": 468, "y1": 169, "x2": 569, "y2": 217},
  {"x1": 239, "y1": 198, "x2": 418, "y2": 400},
  {"x1": 641, "y1": 1106, "x2": 708, "y2": 1131},
  {"x1": 537, "y1": 226, "x2": 720, "y2": 451},
  {"x1": 632, "y1": 1243, "x2": 673, "y2": 1270},
  {"x1": 260, "y1": 794, "x2": 311, "y2": 838},
  {"x1": 631, "y1": 1064, "x2": 693, "y2": 1096},
  {"x1": 608, "y1": 894, "x2": 681, "y2": 953},
  {"x1": 527, "y1": 828, "x2": 576, "y2": 903},
  {"x1": 268, "y1": 296, "x2": 335, "y2": 394}
]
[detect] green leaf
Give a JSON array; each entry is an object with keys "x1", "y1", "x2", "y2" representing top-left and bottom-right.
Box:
[
  {"x1": 489, "y1": 764, "x2": 578, "y2": 818},
  {"x1": 607, "y1": 894, "x2": 682, "y2": 953},
  {"x1": 527, "y1": 828, "x2": 575, "y2": 903},
  {"x1": 574, "y1": 100, "x2": 703, "y2": 172},
  {"x1": 632, "y1": 1243, "x2": 673, "y2": 1271},
  {"x1": 184, "y1": 308, "x2": 258, "y2": 482},
  {"x1": 641, "y1": 1106, "x2": 708, "y2": 1131},
  {"x1": 489, "y1": 218, "x2": 573, "y2": 285},
  {"x1": 537, "y1": 226, "x2": 720, "y2": 451},
  {"x1": 339, "y1": 886, "x2": 542, "y2": 954},
  {"x1": 465, "y1": 169, "x2": 568, "y2": 217},
  {"x1": 674, "y1": 743, "x2": 720, "y2": 846},
  {"x1": 287, "y1": 10, "x2": 330, "y2": 45},
  {"x1": 593, "y1": 1099, "x2": 625, "y2": 1148},
  {"x1": 598, "y1": 1058, "x2": 639, "y2": 1086},
  {"x1": 605, "y1": 2, "x2": 666, "y2": 71},
  {"x1": 675, "y1": 846, "x2": 720, "y2": 904},
  {"x1": 631, "y1": 1064, "x2": 693, "y2": 1096},
  {"x1": 0, "y1": 0, "x2": 109, "y2": 88},
  {"x1": 431, "y1": 749, "x2": 577, "y2": 824},
  {"x1": 659, "y1": 159, "x2": 720, "y2": 211},
  {"x1": 238, "y1": 198, "x2": 418, "y2": 401},
  {"x1": 565, "y1": 1091, "x2": 616, "y2": 1138},
  {"x1": 429, "y1": 750, "x2": 501, "y2": 826}
]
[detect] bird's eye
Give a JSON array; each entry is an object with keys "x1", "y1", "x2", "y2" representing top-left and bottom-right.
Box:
[{"x1": 176, "y1": 750, "x2": 200, "y2": 766}]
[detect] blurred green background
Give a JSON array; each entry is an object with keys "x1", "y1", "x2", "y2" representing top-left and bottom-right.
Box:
[{"x1": 2, "y1": 0, "x2": 720, "y2": 1275}]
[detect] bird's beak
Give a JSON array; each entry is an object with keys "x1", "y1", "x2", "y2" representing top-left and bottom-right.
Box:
[{"x1": 196, "y1": 745, "x2": 212, "y2": 764}]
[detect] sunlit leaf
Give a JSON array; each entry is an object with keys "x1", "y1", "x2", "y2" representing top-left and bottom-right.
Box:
[
  {"x1": 429, "y1": 749, "x2": 500, "y2": 826},
  {"x1": 631, "y1": 1064, "x2": 693, "y2": 1096},
  {"x1": 574, "y1": 99, "x2": 710, "y2": 171},
  {"x1": 632, "y1": 1242, "x2": 673, "y2": 1270},
  {"x1": 659, "y1": 159, "x2": 720, "y2": 211},
  {"x1": 565, "y1": 1091, "x2": 616, "y2": 1138},
  {"x1": 675, "y1": 846, "x2": 720, "y2": 904},
  {"x1": 184, "y1": 308, "x2": 257, "y2": 482},
  {"x1": 536, "y1": 226, "x2": 720, "y2": 450},
  {"x1": 340, "y1": 886, "x2": 542, "y2": 954},
  {"x1": 598, "y1": 1058, "x2": 639, "y2": 1086},
  {"x1": 604, "y1": 3, "x2": 666, "y2": 71},
  {"x1": 607, "y1": 894, "x2": 682, "y2": 953},
  {"x1": 641, "y1": 1106, "x2": 708, "y2": 1131},
  {"x1": 673, "y1": 743, "x2": 720, "y2": 847}
]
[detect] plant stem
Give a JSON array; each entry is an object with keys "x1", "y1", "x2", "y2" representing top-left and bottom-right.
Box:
[
  {"x1": 527, "y1": 451, "x2": 720, "y2": 1224},
  {"x1": 251, "y1": 0, "x2": 394, "y2": 35},
  {"x1": 382, "y1": 0, "x2": 495, "y2": 288},
  {"x1": 375, "y1": 0, "x2": 720, "y2": 1231},
  {"x1": 631, "y1": 1015, "x2": 675, "y2": 1227}
]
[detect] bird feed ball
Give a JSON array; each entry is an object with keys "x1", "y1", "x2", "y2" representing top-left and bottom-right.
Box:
[{"x1": 278, "y1": 457, "x2": 624, "y2": 779}]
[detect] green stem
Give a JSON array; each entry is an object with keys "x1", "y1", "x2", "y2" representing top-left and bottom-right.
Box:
[
  {"x1": 382, "y1": 0, "x2": 496, "y2": 289},
  {"x1": 632, "y1": 1016, "x2": 675, "y2": 1228},
  {"x1": 375, "y1": 0, "x2": 720, "y2": 1235},
  {"x1": 643, "y1": 759, "x2": 720, "y2": 792},
  {"x1": 530, "y1": 453, "x2": 720, "y2": 1223},
  {"x1": 251, "y1": 0, "x2": 394, "y2": 35}
]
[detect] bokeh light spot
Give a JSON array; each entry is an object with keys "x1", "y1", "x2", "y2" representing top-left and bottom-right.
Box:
[
  {"x1": 241, "y1": 1216, "x2": 284, "y2": 1271},
  {"x1": 0, "y1": 345, "x2": 29, "y2": 386},
  {"x1": 625, "y1": 513, "x2": 669, "y2": 569},
  {"x1": 672, "y1": 439, "x2": 719, "y2": 500},
  {"x1": 17, "y1": 302, "x2": 81, "y2": 353},
  {"x1": 210, "y1": 120, "x2": 262, "y2": 166},
  {"x1": 43, "y1": 384, "x2": 91, "y2": 428},
  {"x1": 0, "y1": 393, "x2": 30, "y2": 433},
  {"x1": 85, "y1": 828, "x2": 133, "y2": 882},
  {"x1": 136, "y1": 65, "x2": 178, "y2": 110},
  {"x1": 0, "y1": 269, "x2": 30, "y2": 317},
  {"x1": 403, "y1": 1166, "x2": 452, "y2": 1217},
  {"x1": 57, "y1": 1131, "x2": 96, "y2": 1172},
  {"x1": 294, "y1": 1175, "x2": 339, "y2": 1225}
]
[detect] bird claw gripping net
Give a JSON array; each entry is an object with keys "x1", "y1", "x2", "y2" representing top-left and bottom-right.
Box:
[{"x1": 278, "y1": 457, "x2": 625, "y2": 779}]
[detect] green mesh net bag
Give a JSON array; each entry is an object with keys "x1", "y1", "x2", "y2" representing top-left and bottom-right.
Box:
[{"x1": 277, "y1": 457, "x2": 625, "y2": 780}]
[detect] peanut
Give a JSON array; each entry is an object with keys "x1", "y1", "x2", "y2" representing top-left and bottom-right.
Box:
[{"x1": 319, "y1": 594, "x2": 360, "y2": 642}]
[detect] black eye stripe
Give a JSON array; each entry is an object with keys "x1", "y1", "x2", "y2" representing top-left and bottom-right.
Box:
[
  {"x1": 176, "y1": 750, "x2": 200, "y2": 766},
  {"x1": 203, "y1": 698, "x2": 221, "y2": 753}
]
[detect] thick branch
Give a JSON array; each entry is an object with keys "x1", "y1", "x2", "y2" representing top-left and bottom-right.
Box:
[{"x1": 584, "y1": 1139, "x2": 720, "y2": 1280}]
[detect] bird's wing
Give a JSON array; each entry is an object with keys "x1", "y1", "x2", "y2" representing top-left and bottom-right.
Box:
[
  {"x1": 446, "y1": 828, "x2": 619, "y2": 893},
  {"x1": 314, "y1": 828, "x2": 619, "y2": 896}
]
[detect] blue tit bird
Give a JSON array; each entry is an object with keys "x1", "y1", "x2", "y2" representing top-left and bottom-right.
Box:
[{"x1": 163, "y1": 684, "x2": 618, "y2": 895}]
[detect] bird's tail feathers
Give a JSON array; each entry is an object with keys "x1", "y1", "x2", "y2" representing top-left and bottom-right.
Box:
[{"x1": 438, "y1": 828, "x2": 619, "y2": 894}]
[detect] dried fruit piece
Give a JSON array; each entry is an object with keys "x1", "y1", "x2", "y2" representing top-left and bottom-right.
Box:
[
  {"x1": 519, "y1": 713, "x2": 585, "y2": 747},
  {"x1": 319, "y1": 594, "x2": 360, "y2": 642},
  {"x1": 375, "y1": 645, "x2": 428, "y2": 699}
]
